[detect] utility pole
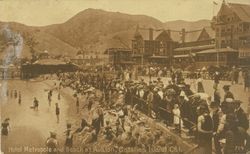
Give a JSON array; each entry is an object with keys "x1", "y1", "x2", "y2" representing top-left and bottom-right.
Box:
[{"x1": 213, "y1": 1, "x2": 220, "y2": 66}]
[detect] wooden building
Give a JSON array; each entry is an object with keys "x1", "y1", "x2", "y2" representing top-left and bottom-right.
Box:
[
  {"x1": 173, "y1": 27, "x2": 215, "y2": 68},
  {"x1": 211, "y1": 1, "x2": 250, "y2": 66},
  {"x1": 131, "y1": 26, "x2": 177, "y2": 65},
  {"x1": 21, "y1": 59, "x2": 78, "y2": 79},
  {"x1": 196, "y1": 47, "x2": 238, "y2": 67},
  {"x1": 104, "y1": 48, "x2": 134, "y2": 67}
]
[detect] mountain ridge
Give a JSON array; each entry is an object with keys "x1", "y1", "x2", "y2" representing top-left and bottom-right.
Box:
[{"x1": 0, "y1": 8, "x2": 212, "y2": 58}]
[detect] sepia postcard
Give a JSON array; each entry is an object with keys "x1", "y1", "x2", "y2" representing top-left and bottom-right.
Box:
[{"x1": 1, "y1": 0, "x2": 250, "y2": 153}]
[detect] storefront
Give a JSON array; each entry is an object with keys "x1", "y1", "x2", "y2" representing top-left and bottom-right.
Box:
[{"x1": 196, "y1": 48, "x2": 239, "y2": 67}]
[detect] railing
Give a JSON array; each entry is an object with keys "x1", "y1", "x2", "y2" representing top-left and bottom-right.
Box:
[{"x1": 129, "y1": 95, "x2": 198, "y2": 138}]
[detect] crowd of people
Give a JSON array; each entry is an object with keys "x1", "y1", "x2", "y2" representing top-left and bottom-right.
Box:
[
  {"x1": 43, "y1": 71, "x2": 183, "y2": 153},
  {"x1": 45, "y1": 67, "x2": 249, "y2": 154},
  {"x1": 2, "y1": 66, "x2": 249, "y2": 154},
  {"x1": 136, "y1": 65, "x2": 250, "y2": 88}
]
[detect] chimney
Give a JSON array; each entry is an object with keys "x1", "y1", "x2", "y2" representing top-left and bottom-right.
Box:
[
  {"x1": 181, "y1": 28, "x2": 186, "y2": 43},
  {"x1": 149, "y1": 28, "x2": 153, "y2": 41}
]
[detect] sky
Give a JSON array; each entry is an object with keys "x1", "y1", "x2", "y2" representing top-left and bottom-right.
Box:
[{"x1": 0, "y1": 0, "x2": 250, "y2": 26}]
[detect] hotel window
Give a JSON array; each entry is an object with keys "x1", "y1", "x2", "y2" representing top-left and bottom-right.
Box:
[{"x1": 239, "y1": 23, "x2": 243, "y2": 32}]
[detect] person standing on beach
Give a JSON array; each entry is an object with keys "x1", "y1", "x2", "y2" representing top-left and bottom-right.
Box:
[
  {"x1": 14, "y1": 90, "x2": 17, "y2": 99},
  {"x1": 76, "y1": 95, "x2": 79, "y2": 113},
  {"x1": 18, "y1": 91, "x2": 21, "y2": 105},
  {"x1": 65, "y1": 123, "x2": 73, "y2": 151},
  {"x1": 1, "y1": 118, "x2": 10, "y2": 136},
  {"x1": 33, "y1": 97, "x2": 39, "y2": 111},
  {"x1": 48, "y1": 91, "x2": 52, "y2": 107},
  {"x1": 55, "y1": 103, "x2": 60, "y2": 123}
]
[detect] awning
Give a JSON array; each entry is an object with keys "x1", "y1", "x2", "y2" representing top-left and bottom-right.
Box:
[
  {"x1": 174, "y1": 44, "x2": 215, "y2": 52},
  {"x1": 174, "y1": 53, "x2": 195, "y2": 58},
  {"x1": 33, "y1": 59, "x2": 67, "y2": 65},
  {"x1": 196, "y1": 47, "x2": 238, "y2": 54},
  {"x1": 149, "y1": 56, "x2": 169, "y2": 59}
]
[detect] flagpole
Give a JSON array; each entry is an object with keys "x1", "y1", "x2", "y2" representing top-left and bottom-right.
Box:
[{"x1": 213, "y1": 1, "x2": 219, "y2": 66}]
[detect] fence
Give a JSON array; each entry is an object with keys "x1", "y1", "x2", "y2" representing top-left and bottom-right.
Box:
[
  {"x1": 137, "y1": 70, "x2": 232, "y2": 81},
  {"x1": 128, "y1": 95, "x2": 201, "y2": 154},
  {"x1": 129, "y1": 95, "x2": 197, "y2": 137}
]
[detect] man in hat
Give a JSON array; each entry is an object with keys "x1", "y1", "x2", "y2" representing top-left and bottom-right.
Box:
[
  {"x1": 146, "y1": 86, "x2": 154, "y2": 117},
  {"x1": 152, "y1": 87, "x2": 161, "y2": 119},
  {"x1": 104, "y1": 120, "x2": 114, "y2": 141},
  {"x1": 213, "y1": 85, "x2": 220, "y2": 106},
  {"x1": 91, "y1": 109, "x2": 102, "y2": 142},
  {"x1": 157, "y1": 77, "x2": 163, "y2": 86},
  {"x1": 46, "y1": 131, "x2": 58, "y2": 154},
  {"x1": 65, "y1": 123, "x2": 73, "y2": 149},
  {"x1": 210, "y1": 101, "x2": 221, "y2": 154},
  {"x1": 224, "y1": 114, "x2": 248, "y2": 154},
  {"x1": 178, "y1": 95, "x2": 192, "y2": 131},
  {"x1": 234, "y1": 100, "x2": 249, "y2": 131},
  {"x1": 223, "y1": 85, "x2": 234, "y2": 101},
  {"x1": 214, "y1": 71, "x2": 220, "y2": 88},
  {"x1": 196, "y1": 104, "x2": 213, "y2": 154}
]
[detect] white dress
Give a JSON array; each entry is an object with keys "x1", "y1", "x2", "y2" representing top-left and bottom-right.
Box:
[
  {"x1": 238, "y1": 71, "x2": 243, "y2": 84},
  {"x1": 172, "y1": 108, "x2": 180, "y2": 125}
]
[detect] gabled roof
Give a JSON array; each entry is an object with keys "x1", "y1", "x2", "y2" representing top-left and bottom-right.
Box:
[
  {"x1": 197, "y1": 28, "x2": 211, "y2": 41},
  {"x1": 155, "y1": 30, "x2": 173, "y2": 42},
  {"x1": 132, "y1": 26, "x2": 215, "y2": 43},
  {"x1": 185, "y1": 30, "x2": 202, "y2": 42},
  {"x1": 204, "y1": 27, "x2": 215, "y2": 39},
  {"x1": 134, "y1": 29, "x2": 163, "y2": 40},
  {"x1": 228, "y1": 3, "x2": 250, "y2": 22}
]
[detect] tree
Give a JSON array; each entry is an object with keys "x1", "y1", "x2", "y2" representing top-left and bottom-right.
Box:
[{"x1": 23, "y1": 32, "x2": 39, "y2": 62}]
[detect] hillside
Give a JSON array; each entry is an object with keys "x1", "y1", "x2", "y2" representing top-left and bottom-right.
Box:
[
  {"x1": 0, "y1": 9, "x2": 211, "y2": 58},
  {"x1": 41, "y1": 9, "x2": 163, "y2": 51},
  {"x1": 163, "y1": 19, "x2": 211, "y2": 31},
  {"x1": 0, "y1": 22, "x2": 78, "y2": 58}
]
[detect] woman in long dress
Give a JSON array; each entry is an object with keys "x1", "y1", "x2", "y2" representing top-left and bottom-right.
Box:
[
  {"x1": 243, "y1": 69, "x2": 250, "y2": 91},
  {"x1": 197, "y1": 74, "x2": 205, "y2": 93},
  {"x1": 238, "y1": 69, "x2": 244, "y2": 84}
]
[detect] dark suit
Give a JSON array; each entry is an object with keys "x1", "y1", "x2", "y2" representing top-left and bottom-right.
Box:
[
  {"x1": 235, "y1": 108, "x2": 249, "y2": 130},
  {"x1": 224, "y1": 91, "x2": 234, "y2": 101}
]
